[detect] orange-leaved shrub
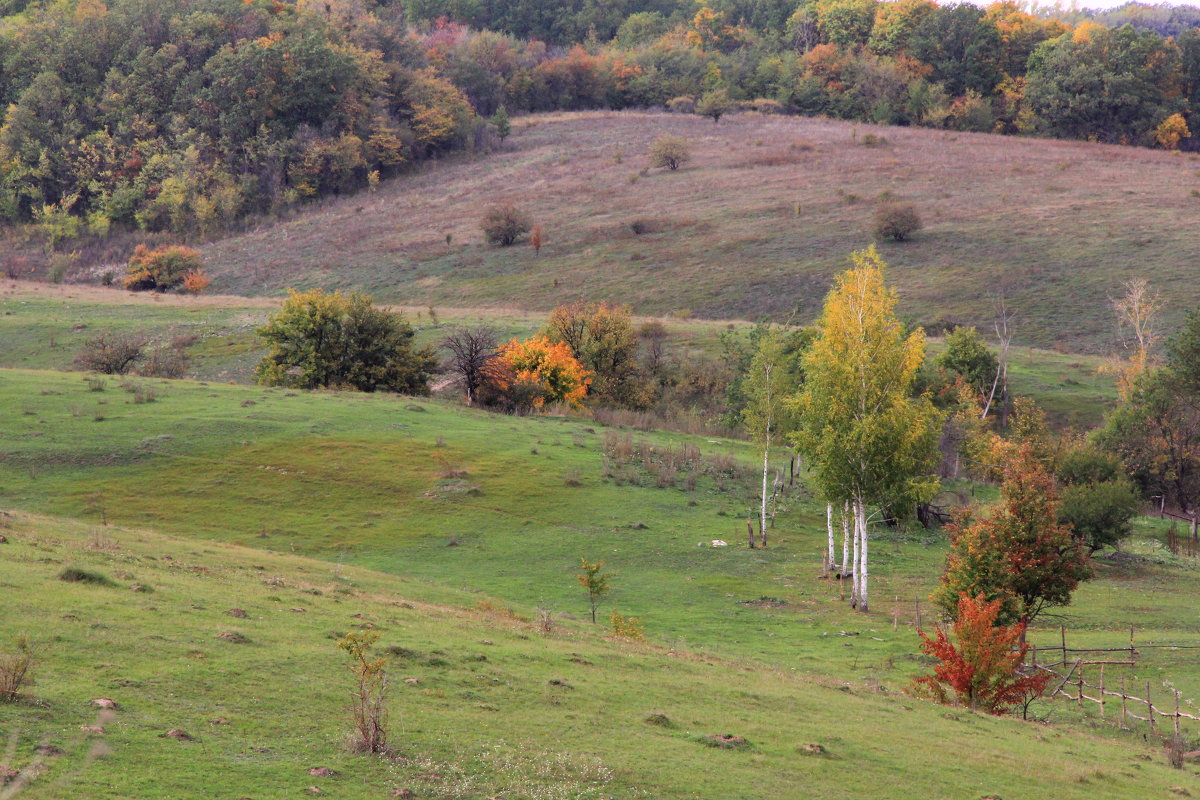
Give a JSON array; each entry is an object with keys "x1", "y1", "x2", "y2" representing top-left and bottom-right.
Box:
[
  {"x1": 123, "y1": 245, "x2": 203, "y2": 292},
  {"x1": 493, "y1": 335, "x2": 590, "y2": 409},
  {"x1": 182, "y1": 269, "x2": 211, "y2": 294},
  {"x1": 913, "y1": 594, "x2": 1050, "y2": 715}
]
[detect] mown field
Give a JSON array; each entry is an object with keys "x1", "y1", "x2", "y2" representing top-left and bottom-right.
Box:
[{"x1": 183, "y1": 110, "x2": 1200, "y2": 353}]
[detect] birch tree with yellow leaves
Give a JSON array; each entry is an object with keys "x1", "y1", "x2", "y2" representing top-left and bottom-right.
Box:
[{"x1": 792, "y1": 247, "x2": 941, "y2": 612}]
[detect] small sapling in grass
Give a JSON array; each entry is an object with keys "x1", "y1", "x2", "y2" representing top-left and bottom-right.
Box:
[
  {"x1": 337, "y1": 630, "x2": 390, "y2": 754},
  {"x1": 575, "y1": 558, "x2": 611, "y2": 624}
]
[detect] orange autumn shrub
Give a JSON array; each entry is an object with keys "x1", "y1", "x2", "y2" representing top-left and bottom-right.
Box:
[
  {"x1": 495, "y1": 335, "x2": 589, "y2": 408},
  {"x1": 913, "y1": 594, "x2": 1050, "y2": 715}
]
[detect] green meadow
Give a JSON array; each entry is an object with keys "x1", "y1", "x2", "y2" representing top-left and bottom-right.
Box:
[{"x1": 0, "y1": 366, "x2": 1197, "y2": 798}]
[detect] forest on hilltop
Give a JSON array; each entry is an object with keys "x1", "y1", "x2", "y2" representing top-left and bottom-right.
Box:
[{"x1": 2, "y1": 0, "x2": 1200, "y2": 254}]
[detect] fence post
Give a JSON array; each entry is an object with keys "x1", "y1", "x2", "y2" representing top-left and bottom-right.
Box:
[
  {"x1": 1031, "y1": 644, "x2": 1038, "y2": 671},
  {"x1": 1175, "y1": 690, "x2": 1182, "y2": 738},
  {"x1": 1148, "y1": 682, "x2": 1156, "y2": 734},
  {"x1": 1061, "y1": 626, "x2": 1068, "y2": 666},
  {"x1": 1099, "y1": 665, "x2": 1105, "y2": 718},
  {"x1": 1121, "y1": 677, "x2": 1128, "y2": 727},
  {"x1": 1077, "y1": 661, "x2": 1084, "y2": 707}
]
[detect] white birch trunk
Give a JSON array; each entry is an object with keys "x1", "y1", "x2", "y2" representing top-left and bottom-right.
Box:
[
  {"x1": 760, "y1": 437, "x2": 770, "y2": 546},
  {"x1": 841, "y1": 501, "x2": 851, "y2": 577},
  {"x1": 825, "y1": 503, "x2": 834, "y2": 575},
  {"x1": 856, "y1": 499, "x2": 869, "y2": 613},
  {"x1": 850, "y1": 503, "x2": 860, "y2": 607}
]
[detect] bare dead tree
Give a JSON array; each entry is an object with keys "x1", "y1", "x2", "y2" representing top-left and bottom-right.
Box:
[
  {"x1": 440, "y1": 326, "x2": 499, "y2": 405},
  {"x1": 982, "y1": 295, "x2": 1015, "y2": 427}
]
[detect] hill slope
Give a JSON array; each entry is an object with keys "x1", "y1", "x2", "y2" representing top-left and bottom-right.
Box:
[
  {"x1": 199, "y1": 110, "x2": 1200, "y2": 352},
  {"x1": 3, "y1": 510, "x2": 1198, "y2": 799}
]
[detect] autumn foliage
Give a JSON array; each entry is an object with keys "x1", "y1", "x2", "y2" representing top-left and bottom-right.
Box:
[
  {"x1": 495, "y1": 335, "x2": 590, "y2": 408},
  {"x1": 934, "y1": 440, "x2": 1090, "y2": 627},
  {"x1": 123, "y1": 245, "x2": 204, "y2": 292},
  {"x1": 182, "y1": 269, "x2": 211, "y2": 294},
  {"x1": 914, "y1": 594, "x2": 1050, "y2": 715}
]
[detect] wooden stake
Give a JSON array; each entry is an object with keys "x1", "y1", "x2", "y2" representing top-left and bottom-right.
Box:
[
  {"x1": 1121, "y1": 677, "x2": 1128, "y2": 726},
  {"x1": 1061, "y1": 626, "x2": 1068, "y2": 666},
  {"x1": 1077, "y1": 661, "x2": 1084, "y2": 707},
  {"x1": 1175, "y1": 690, "x2": 1182, "y2": 738},
  {"x1": 1099, "y1": 665, "x2": 1105, "y2": 718},
  {"x1": 1148, "y1": 682, "x2": 1155, "y2": 734},
  {"x1": 914, "y1": 597, "x2": 922, "y2": 630}
]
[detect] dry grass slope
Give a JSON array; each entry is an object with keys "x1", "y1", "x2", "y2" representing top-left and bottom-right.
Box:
[{"x1": 201, "y1": 110, "x2": 1200, "y2": 352}]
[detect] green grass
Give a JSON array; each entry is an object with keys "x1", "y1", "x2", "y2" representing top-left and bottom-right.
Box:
[
  {"x1": 3, "y1": 510, "x2": 1198, "y2": 799},
  {"x1": 0, "y1": 283, "x2": 1118, "y2": 428},
  {"x1": 0, "y1": 367, "x2": 1196, "y2": 715}
]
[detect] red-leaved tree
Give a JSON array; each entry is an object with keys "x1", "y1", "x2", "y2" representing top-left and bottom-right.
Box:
[{"x1": 914, "y1": 594, "x2": 1050, "y2": 715}]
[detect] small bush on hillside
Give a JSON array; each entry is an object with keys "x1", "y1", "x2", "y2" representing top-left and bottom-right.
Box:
[
  {"x1": 753, "y1": 98, "x2": 783, "y2": 114},
  {"x1": 696, "y1": 89, "x2": 732, "y2": 123},
  {"x1": 481, "y1": 203, "x2": 532, "y2": 246},
  {"x1": 58, "y1": 567, "x2": 115, "y2": 585},
  {"x1": 666, "y1": 96, "x2": 695, "y2": 114},
  {"x1": 576, "y1": 559, "x2": 611, "y2": 624},
  {"x1": 123, "y1": 245, "x2": 203, "y2": 292},
  {"x1": 649, "y1": 135, "x2": 690, "y2": 171},
  {"x1": 873, "y1": 202, "x2": 923, "y2": 241},
  {"x1": 0, "y1": 634, "x2": 37, "y2": 702},
  {"x1": 182, "y1": 269, "x2": 211, "y2": 294},
  {"x1": 74, "y1": 331, "x2": 147, "y2": 375},
  {"x1": 608, "y1": 611, "x2": 645, "y2": 640},
  {"x1": 139, "y1": 345, "x2": 189, "y2": 379},
  {"x1": 948, "y1": 90, "x2": 995, "y2": 133}
]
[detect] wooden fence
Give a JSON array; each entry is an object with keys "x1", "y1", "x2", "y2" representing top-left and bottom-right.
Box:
[
  {"x1": 1025, "y1": 626, "x2": 1200, "y2": 738},
  {"x1": 1032, "y1": 660, "x2": 1199, "y2": 737}
]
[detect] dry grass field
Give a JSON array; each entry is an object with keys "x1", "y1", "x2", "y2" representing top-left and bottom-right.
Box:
[{"x1": 197, "y1": 110, "x2": 1200, "y2": 352}]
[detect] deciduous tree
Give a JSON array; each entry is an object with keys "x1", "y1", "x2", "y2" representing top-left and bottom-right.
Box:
[
  {"x1": 255, "y1": 289, "x2": 435, "y2": 393},
  {"x1": 545, "y1": 301, "x2": 644, "y2": 407},
  {"x1": 441, "y1": 326, "x2": 500, "y2": 405},
  {"x1": 495, "y1": 335, "x2": 590, "y2": 408},
  {"x1": 743, "y1": 330, "x2": 798, "y2": 547},
  {"x1": 936, "y1": 326, "x2": 998, "y2": 399},
  {"x1": 934, "y1": 440, "x2": 1090, "y2": 627},
  {"x1": 576, "y1": 558, "x2": 611, "y2": 623},
  {"x1": 914, "y1": 594, "x2": 1050, "y2": 715},
  {"x1": 793, "y1": 246, "x2": 941, "y2": 612},
  {"x1": 123, "y1": 245, "x2": 203, "y2": 292}
]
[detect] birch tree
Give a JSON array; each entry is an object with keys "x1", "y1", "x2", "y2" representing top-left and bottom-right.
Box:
[
  {"x1": 1111, "y1": 277, "x2": 1163, "y2": 399},
  {"x1": 743, "y1": 330, "x2": 797, "y2": 548},
  {"x1": 792, "y1": 246, "x2": 941, "y2": 612}
]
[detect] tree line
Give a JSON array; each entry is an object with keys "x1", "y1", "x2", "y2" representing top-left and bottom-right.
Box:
[{"x1": 4, "y1": 0, "x2": 1200, "y2": 263}]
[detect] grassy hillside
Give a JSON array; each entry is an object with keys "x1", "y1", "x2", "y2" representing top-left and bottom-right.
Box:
[
  {"x1": 3, "y1": 510, "x2": 1196, "y2": 799},
  {"x1": 0, "y1": 367, "x2": 1195, "y2": 692},
  {"x1": 0, "y1": 281, "x2": 1117, "y2": 428},
  {"x1": 191, "y1": 110, "x2": 1200, "y2": 353}
]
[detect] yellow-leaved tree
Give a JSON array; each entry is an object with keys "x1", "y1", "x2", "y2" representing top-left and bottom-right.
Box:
[{"x1": 791, "y1": 246, "x2": 941, "y2": 612}]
